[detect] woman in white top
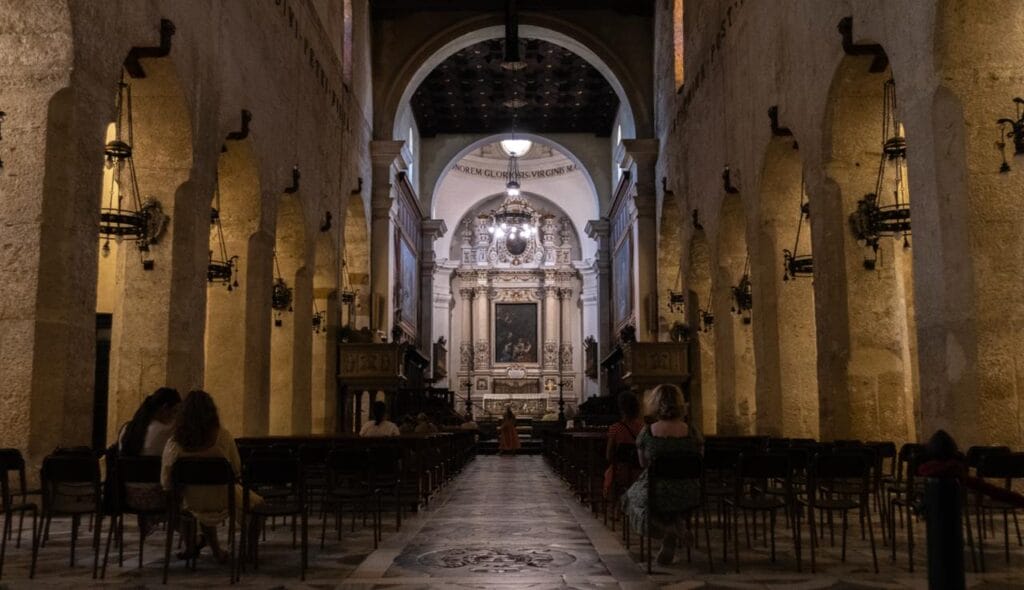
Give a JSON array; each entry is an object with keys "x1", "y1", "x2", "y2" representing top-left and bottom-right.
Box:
[{"x1": 360, "y1": 401, "x2": 401, "y2": 437}]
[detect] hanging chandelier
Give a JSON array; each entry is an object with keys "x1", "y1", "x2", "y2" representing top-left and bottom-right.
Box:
[
  {"x1": 487, "y1": 139, "x2": 536, "y2": 242},
  {"x1": 207, "y1": 183, "x2": 239, "y2": 291},
  {"x1": 849, "y1": 77, "x2": 911, "y2": 270},
  {"x1": 99, "y1": 74, "x2": 166, "y2": 265},
  {"x1": 731, "y1": 256, "x2": 753, "y2": 324},
  {"x1": 783, "y1": 173, "x2": 814, "y2": 280},
  {"x1": 312, "y1": 299, "x2": 325, "y2": 334},
  {"x1": 271, "y1": 251, "x2": 293, "y2": 327},
  {"x1": 668, "y1": 266, "x2": 685, "y2": 314}
]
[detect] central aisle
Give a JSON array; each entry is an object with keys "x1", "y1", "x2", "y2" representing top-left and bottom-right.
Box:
[{"x1": 345, "y1": 455, "x2": 653, "y2": 588}]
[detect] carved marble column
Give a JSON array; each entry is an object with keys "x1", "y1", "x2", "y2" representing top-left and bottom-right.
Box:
[
  {"x1": 623, "y1": 139, "x2": 660, "y2": 341},
  {"x1": 473, "y1": 283, "x2": 490, "y2": 371},
  {"x1": 543, "y1": 281, "x2": 560, "y2": 370},
  {"x1": 369, "y1": 140, "x2": 406, "y2": 335},
  {"x1": 576, "y1": 261, "x2": 601, "y2": 397},
  {"x1": 459, "y1": 286, "x2": 474, "y2": 374},
  {"x1": 559, "y1": 287, "x2": 575, "y2": 377},
  {"x1": 420, "y1": 218, "x2": 447, "y2": 351}
]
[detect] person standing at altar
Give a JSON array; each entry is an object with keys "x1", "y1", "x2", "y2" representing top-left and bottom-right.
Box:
[{"x1": 498, "y1": 407, "x2": 521, "y2": 455}]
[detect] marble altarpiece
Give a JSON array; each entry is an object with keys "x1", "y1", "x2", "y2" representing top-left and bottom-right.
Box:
[{"x1": 448, "y1": 198, "x2": 583, "y2": 418}]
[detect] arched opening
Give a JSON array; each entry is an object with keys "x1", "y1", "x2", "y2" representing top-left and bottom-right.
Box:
[
  {"x1": 270, "y1": 196, "x2": 312, "y2": 435},
  {"x1": 714, "y1": 194, "x2": 756, "y2": 435},
  {"x1": 685, "y1": 230, "x2": 716, "y2": 435},
  {"x1": 203, "y1": 138, "x2": 263, "y2": 436},
  {"x1": 312, "y1": 231, "x2": 339, "y2": 434},
  {"x1": 753, "y1": 138, "x2": 819, "y2": 438},
  {"x1": 96, "y1": 59, "x2": 193, "y2": 443},
  {"x1": 823, "y1": 55, "x2": 917, "y2": 442}
]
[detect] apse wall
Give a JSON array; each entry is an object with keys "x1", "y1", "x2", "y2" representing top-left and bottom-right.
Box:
[{"x1": 433, "y1": 148, "x2": 600, "y2": 262}]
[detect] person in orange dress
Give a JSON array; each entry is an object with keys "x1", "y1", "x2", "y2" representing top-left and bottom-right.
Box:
[
  {"x1": 603, "y1": 391, "x2": 644, "y2": 497},
  {"x1": 498, "y1": 407, "x2": 521, "y2": 454}
]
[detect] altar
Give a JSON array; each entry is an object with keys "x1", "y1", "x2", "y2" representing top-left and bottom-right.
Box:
[{"x1": 480, "y1": 393, "x2": 560, "y2": 418}]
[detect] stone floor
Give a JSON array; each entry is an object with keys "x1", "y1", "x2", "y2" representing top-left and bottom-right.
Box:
[{"x1": 2, "y1": 455, "x2": 1023, "y2": 588}]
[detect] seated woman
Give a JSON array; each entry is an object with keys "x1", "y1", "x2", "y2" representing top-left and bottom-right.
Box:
[
  {"x1": 116, "y1": 387, "x2": 181, "y2": 533},
  {"x1": 498, "y1": 407, "x2": 521, "y2": 455},
  {"x1": 119, "y1": 387, "x2": 181, "y2": 457},
  {"x1": 623, "y1": 384, "x2": 702, "y2": 565},
  {"x1": 161, "y1": 390, "x2": 262, "y2": 562},
  {"x1": 603, "y1": 391, "x2": 644, "y2": 498},
  {"x1": 360, "y1": 401, "x2": 401, "y2": 437}
]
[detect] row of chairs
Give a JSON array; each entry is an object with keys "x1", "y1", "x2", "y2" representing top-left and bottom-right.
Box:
[
  {"x1": 0, "y1": 431, "x2": 476, "y2": 584},
  {"x1": 545, "y1": 432, "x2": 1024, "y2": 575}
]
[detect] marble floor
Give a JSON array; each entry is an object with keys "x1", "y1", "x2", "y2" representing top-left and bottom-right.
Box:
[{"x1": 2, "y1": 456, "x2": 1024, "y2": 589}]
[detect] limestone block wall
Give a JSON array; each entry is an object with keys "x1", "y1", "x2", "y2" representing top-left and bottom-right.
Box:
[
  {"x1": 0, "y1": 0, "x2": 374, "y2": 468},
  {"x1": 655, "y1": 0, "x2": 1024, "y2": 447}
]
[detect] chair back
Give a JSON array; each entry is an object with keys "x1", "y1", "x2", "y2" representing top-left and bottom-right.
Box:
[
  {"x1": 738, "y1": 452, "x2": 790, "y2": 481},
  {"x1": 243, "y1": 456, "x2": 302, "y2": 488},
  {"x1": 117, "y1": 455, "x2": 162, "y2": 484},
  {"x1": 648, "y1": 452, "x2": 703, "y2": 513},
  {"x1": 41, "y1": 453, "x2": 100, "y2": 484},
  {"x1": 612, "y1": 442, "x2": 640, "y2": 466},
  {"x1": 0, "y1": 449, "x2": 27, "y2": 507},
  {"x1": 171, "y1": 457, "x2": 234, "y2": 486},
  {"x1": 810, "y1": 452, "x2": 870, "y2": 496},
  {"x1": 40, "y1": 452, "x2": 101, "y2": 514},
  {"x1": 966, "y1": 445, "x2": 1011, "y2": 470},
  {"x1": 977, "y1": 452, "x2": 1024, "y2": 483}
]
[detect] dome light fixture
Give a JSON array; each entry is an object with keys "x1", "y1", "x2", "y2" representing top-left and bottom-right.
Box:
[{"x1": 499, "y1": 138, "x2": 532, "y2": 157}]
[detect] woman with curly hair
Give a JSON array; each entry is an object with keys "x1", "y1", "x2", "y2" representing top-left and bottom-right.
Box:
[
  {"x1": 623, "y1": 383, "x2": 702, "y2": 565},
  {"x1": 160, "y1": 390, "x2": 262, "y2": 562}
]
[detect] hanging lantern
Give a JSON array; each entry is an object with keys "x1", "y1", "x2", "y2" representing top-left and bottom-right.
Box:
[
  {"x1": 99, "y1": 74, "x2": 167, "y2": 265},
  {"x1": 207, "y1": 183, "x2": 239, "y2": 291},
  {"x1": 731, "y1": 257, "x2": 753, "y2": 324},
  {"x1": 312, "y1": 299, "x2": 326, "y2": 334},
  {"x1": 997, "y1": 97, "x2": 1024, "y2": 172},
  {"x1": 698, "y1": 283, "x2": 714, "y2": 332},
  {"x1": 783, "y1": 174, "x2": 814, "y2": 280},
  {"x1": 849, "y1": 77, "x2": 911, "y2": 270},
  {"x1": 271, "y1": 252, "x2": 293, "y2": 327}
]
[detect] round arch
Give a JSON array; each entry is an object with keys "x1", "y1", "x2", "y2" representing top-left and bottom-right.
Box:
[{"x1": 386, "y1": 21, "x2": 644, "y2": 141}]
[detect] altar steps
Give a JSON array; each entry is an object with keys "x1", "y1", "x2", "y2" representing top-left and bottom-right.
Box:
[{"x1": 477, "y1": 423, "x2": 544, "y2": 455}]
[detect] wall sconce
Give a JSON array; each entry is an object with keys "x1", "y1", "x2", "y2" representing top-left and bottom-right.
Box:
[
  {"x1": 284, "y1": 165, "x2": 300, "y2": 194},
  {"x1": 997, "y1": 97, "x2": 1024, "y2": 172},
  {"x1": 783, "y1": 173, "x2": 813, "y2": 280}
]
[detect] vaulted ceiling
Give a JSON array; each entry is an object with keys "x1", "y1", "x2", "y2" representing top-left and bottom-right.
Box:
[{"x1": 410, "y1": 38, "x2": 620, "y2": 137}]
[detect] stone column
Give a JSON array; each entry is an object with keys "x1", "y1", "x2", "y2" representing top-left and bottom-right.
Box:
[
  {"x1": 623, "y1": 139, "x2": 660, "y2": 342},
  {"x1": 576, "y1": 262, "x2": 601, "y2": 397},
  {"x1": 431, "y1": 264, "x2": 455, "y2": 388},
  {"x1": 585, "y1": 219, "x2": 612, "y2": 391},
  {"x1": 420, "y1": 218, "x2": 447, "y2": 351},
  {"x1": 369, "y1": 140, "x2": 405, "y2": 336}
]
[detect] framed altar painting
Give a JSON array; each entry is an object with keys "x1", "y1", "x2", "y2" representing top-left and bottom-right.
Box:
[
  {"x1": 396, "y1": 234, "x2": 419, "y2": 334},
  {"x1": 493, "y1": 302, "x2": 539, "y2": 364},
  {"x1": 613, "y1": 234, "x2": 633, "y2": 329}
]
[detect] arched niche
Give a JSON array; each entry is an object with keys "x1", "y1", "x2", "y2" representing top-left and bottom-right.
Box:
[
  {"x1": 713, "y1": 194, "x2": 756, "y2": 435},
  {"x1": 311, "y1": 230, "x2": 339, "y2": 434},
  {"x1": 821, "y1": 54, "x2": 917, "y2": 442},
  {"x1": 98, "y1": 58, "x2": 193, "y2": 443},
  {"x1": 753, "y1": 137, "x2": 819, "y2": 439},
  {"x1": 270, "y1": 195, "x2": 312, "y2": 435},
  {"x1": 685, "y1": 230, "x2": 716, "y2": 436},
  {"x1": 204, "y1": 138, "x2": 263, "y2": 436}
]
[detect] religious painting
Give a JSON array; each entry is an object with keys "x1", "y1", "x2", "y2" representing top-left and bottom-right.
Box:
[
  {"x1": 396, "y1": 235, "x2": 419, "y2": 333},
  {"x1": 493, "y1": 303, "x2": 539, "y2": 364},
  {"x1": 613, "y1": 235, "x2": 633, "y2": 328}
]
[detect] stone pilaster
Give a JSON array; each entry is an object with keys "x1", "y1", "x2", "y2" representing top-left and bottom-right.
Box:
[
  {"x1": 369, "y1": 140, "x2": 405, "y2": 336},
  {"x1": 623, "y1": 139, "x2": 660, "y2": 342}
]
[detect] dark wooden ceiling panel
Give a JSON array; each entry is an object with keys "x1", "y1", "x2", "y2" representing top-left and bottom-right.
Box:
[{"x1": 410, "y1": 38, "x2": 620, "y2": 137}]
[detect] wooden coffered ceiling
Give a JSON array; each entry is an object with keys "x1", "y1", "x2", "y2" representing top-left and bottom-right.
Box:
[{"x1": 410, "y1": 38, "x2": 620, "y2": 137}]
